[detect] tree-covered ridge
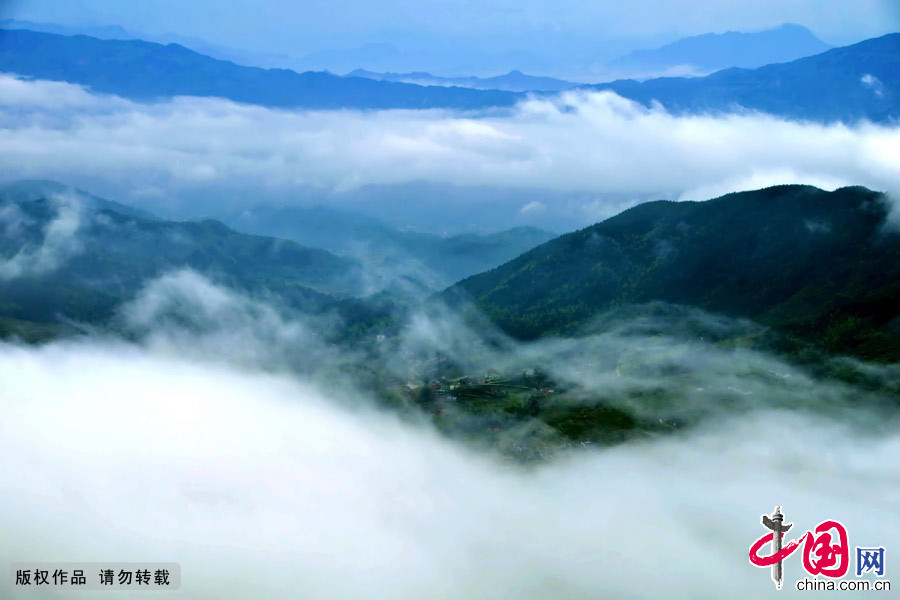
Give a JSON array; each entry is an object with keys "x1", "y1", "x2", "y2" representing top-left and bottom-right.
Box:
[
  {"x1": 0, "y1": 185, "x2": 367, "y2": 329},
  {"x1": 448, "y1": 185, "x2": 900, "y2": 361}
]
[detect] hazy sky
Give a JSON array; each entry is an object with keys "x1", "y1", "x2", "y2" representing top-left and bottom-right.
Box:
[{"x1": 3, "y1": 0, "x2": 898, "y2": 65}]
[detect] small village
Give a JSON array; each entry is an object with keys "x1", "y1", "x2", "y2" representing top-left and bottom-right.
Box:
[{"x1": 391, "y1": 362, "x2": 678, "y2": 461}]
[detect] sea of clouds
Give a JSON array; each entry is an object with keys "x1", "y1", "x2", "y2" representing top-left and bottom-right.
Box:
[
  {"x1": 2, "y1": 272, "x2": 898, "y2": 599},
  {"x1": 2, "y1": 70, "x2": 899, "y2": 598},
  {"x1": 1, "y1": 73, "x2": 898, "y2": 230}
]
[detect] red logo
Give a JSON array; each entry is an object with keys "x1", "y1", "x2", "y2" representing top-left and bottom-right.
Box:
[{"x1": 748, "y1": 506, "x2": 849, "y2": 589}]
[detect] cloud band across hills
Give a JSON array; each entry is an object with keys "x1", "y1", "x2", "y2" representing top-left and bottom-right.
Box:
[{"x1": 0, "y1": 73, "x2": 897, "y2": 231}]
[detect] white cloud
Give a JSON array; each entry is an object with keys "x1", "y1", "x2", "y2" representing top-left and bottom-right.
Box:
[
  {"x1": 0, "y1": 337, "x2": 897, "y2": 598},
  {"x1": 1, "y1": 75, "x2": 898, "y2": 227},
  {"x1": 0, "y1": 268, "x2": 896, "y2": 597},
  {"x1": 118, "y1": 269, "x2": 332, "y2": 370},
  {"x1": 861, "y1": 74, "x2": 885, "y2": 97},
  {"x1": 676, "y1": 168, "x2": 855, "y2": 202},
  {"x1": 0, "y1": 191, "x2": 84, "y2": 280},
  {"x1": 519, "y1": 200, "x2": 546, "y2": 214}
]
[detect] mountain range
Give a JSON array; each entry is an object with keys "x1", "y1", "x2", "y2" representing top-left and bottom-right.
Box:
[
  {"x1": 347, "y1": 25, "x2": 833, "y2": 86},
  {"x1": 343, "y1": 69, "x2": 579, "y2": 92},
  {"x1": 594, "y1": 33, "x2": 899, "y2": 123},
  {"x1": 609, "y1": 23, "x2": 831, "y2": 77},
  {"x1": 447, "y1": 185, "x2": 900, "y2": 361},
  {"x1": 1, "y1": 27, "x2": 896, "y2": 122},
  {"x1": 0, "y1": 181, "x2": 366, "y2": 336},
  {"x1": 0, "y1": 29, "x2": 517, "y2": 110},
  {"x1": 4, "y1": 180, "x2": 899, "y2": 363},
  {"x1": 217, "y1": 204, "x2": 555, "y2": 287},
  {"x1": 0, "y1": 17, "x2": 303, "y2": 71},
  {"x1": 0, "y1": 181, "x2": 559, "y2": 338}
]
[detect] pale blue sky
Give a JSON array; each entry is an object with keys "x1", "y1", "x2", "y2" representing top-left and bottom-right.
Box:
[{"x1": 3, "y1": 0, "x2": 898, "y2": 76}]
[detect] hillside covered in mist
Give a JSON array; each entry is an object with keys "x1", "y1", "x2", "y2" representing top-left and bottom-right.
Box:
[
  {"x1": 1, "y1": 4, "x2": 899, "y2": 596},
  {"x1": 0, "y1": 181, "x2": 558, "y2": 340}
]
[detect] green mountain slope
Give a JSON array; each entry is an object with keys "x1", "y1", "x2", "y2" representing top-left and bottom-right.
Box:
[
  {"x1": 0, "y1": 183, "x2": 365, "y2": 329},
  {"x1": 447, "y1": 185, "x2": 900, "y2": 361}
]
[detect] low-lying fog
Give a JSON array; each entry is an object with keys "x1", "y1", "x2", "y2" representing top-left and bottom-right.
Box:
[{"x1": 2, "y1": 272, "x2": 897, "y2": 598}]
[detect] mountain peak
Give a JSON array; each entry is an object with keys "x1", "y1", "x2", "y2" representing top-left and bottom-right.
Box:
[
  {"x1": 775, "y1": 22, "x2": 814, "y2": 33},
  {"x1": 612, "y1": 22, "x2": 830, "y2": 75}
]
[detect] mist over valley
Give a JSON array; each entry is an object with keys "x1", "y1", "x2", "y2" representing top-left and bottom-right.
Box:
[{"x1": 1, "y1": 2, "x2": 899, "y2": 597}]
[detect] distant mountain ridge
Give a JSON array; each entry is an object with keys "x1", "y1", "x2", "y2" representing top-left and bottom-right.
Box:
[
  {"x1": 217, "y1": 203, "x2": 556, "y2": 287},
  {"x1": 0, "y1": 18, "x2": 303, "y2": 71},
  {"x1": 0, "y1": 180, "x2": 157, "y2": 220},
  {"x1": 595, "y1": 33, "x2": 900, "y2": 123},
  {"x1": 447, "y1": 185, "x2": 900, "y2": 361},
  {"x1": 0, "y1": 28, "x2": 517, "y2": 110},
  {"x1": 344, "y1": 69, "x2": 579, "y2": 92},
  {"x1": 0, "y1": 18, "x2": 132, "y2": 40},
  {"x1": 610, "y1": 23, "x2": 831, "y2": 77},
  {"x1": 1, "y1": 27, "x2": 897, "y2": 122}
]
